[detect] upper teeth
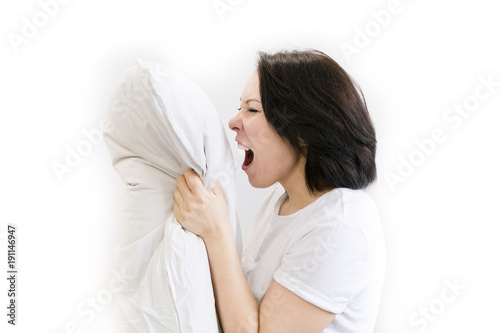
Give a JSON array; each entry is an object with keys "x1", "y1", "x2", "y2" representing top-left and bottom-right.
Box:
[{"x1": 238, "y1": 143, "x2": 249, "y2": 151}]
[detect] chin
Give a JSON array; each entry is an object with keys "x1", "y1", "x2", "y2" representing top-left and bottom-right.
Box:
[{"x1": 247, "y1": 175, "x2": 275, "y2": 189}]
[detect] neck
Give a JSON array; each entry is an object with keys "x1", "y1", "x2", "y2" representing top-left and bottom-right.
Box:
[{"x1": 278, "y1": 157, "x2": 331, "y2": 215}]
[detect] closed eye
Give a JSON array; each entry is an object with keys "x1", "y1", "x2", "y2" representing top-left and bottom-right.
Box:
[{"x1": 237, "y1": 107, "x2": 259, "y2": 113}]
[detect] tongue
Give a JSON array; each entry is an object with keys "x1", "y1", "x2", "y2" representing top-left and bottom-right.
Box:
[{"x1": 243, "y1": 149, "x2": 254, "y2": 167}]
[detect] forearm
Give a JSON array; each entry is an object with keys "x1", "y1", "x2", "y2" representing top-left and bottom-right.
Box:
[{"x1": 204, "y1": 229, "x2": 259, "y2": 333}]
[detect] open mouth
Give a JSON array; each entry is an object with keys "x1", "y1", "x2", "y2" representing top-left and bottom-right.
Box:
[
  {"x1": 243, "y1": 149, "x2": 254, "y2": 170},
  {"x1": 238, "y1": 141, "x2": 254, "y2": 170}
]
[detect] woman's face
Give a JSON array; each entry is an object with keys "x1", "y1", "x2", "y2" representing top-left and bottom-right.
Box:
[{"x1": 228, "y1": 71, "x2": 303, "y2": 188}]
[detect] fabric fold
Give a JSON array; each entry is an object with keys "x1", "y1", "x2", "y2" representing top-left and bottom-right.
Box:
[{"x1": 103, "y1": 59, "x2": 241, "y2": 332}]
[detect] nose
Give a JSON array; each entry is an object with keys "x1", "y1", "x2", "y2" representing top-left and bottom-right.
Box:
[{"x1": 228, "y1": 111, "x2": 242, "y2": 132}]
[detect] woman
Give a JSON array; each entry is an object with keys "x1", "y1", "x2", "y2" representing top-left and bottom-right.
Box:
[{"x1": 173, "y1": 49, "x2": 386, "y2": 332}]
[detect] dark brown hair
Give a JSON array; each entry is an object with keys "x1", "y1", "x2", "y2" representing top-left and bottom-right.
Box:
[{"x1": 256, "y1": 49, "x2": 377, "y2": 193}]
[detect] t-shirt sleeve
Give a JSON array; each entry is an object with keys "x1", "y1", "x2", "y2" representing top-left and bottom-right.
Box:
[{"x1": 273, "y1": 221, "x2": 370, "y2": 314}]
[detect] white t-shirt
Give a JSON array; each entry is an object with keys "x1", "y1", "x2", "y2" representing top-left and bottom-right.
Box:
[{"x1": 242, "y1": 183, "x2": 386, "y2": 332}]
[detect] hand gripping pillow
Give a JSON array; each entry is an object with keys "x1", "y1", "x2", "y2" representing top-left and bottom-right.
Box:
[{"x1": 103, "y1": 59, "x2": 242, "y2": 332}]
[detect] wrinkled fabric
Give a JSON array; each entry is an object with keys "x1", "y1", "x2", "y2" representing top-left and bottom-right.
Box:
[{"x1": 103, "y1": 59, "x2": 241, "y2": 332}]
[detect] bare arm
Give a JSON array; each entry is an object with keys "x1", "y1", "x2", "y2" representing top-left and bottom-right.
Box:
[
  {"x1": 203, "y1": 227, "x2": 259, "y2": 331},
  {"x1": 173, "y1": 170, "x2": 336, "y2": 332},
  {"x1": 204, "y1": 229, "x2": 336, "y2": 332}
]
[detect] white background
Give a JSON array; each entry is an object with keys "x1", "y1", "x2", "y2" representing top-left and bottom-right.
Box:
[{"x1": 1, "y1": 0, "x2": 499, "y2": 332}]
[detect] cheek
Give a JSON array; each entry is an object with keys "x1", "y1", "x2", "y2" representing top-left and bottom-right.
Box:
[
  {"x1": 251, "y1": 124, "x2": 280, "y2": 149},
  {"x1": 257, "y1": 138, "x2": 297, "y2": 173}
]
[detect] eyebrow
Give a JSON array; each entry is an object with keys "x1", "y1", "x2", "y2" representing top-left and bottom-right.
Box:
[{"x1": 239, "y1": 97, "x2": 262, "y2": 104}]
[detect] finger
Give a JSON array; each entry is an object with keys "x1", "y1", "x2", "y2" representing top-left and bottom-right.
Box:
[
  {"x1": 211, "y1": 180, "x2": 222, "y2": 195},
  {"x1": 176, "y1": 174, "x2": 192, "y2": 198},
  {"x1": 213, "y1": 181, "x2": 228, "y2": 203},
  {"x1": 173, "y1": 187, "x2": 184, "y2": 206},
  {"x1": 172, "y1": 201, "x2": 182, "y2": 223},
  {"x1": 184, "y1": 169, "x2": 206, "y2": 193}
]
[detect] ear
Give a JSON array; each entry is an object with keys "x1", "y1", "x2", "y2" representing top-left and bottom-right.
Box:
[
  {"x1": 298, "y1": 137, "x2": 308, "y2": 155},
  {"x1": 298, "y1": 137, "x2": 307, "y2": 147}
]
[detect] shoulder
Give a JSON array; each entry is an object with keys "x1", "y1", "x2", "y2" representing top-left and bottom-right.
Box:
[
  {"x1": 300, "y1": 188, "x2": 380, "y2": 236},
  {"x1": 287, "y1": 188, "x2": 384, "y2": 272},
  {"x1": 321, "y1": 188, "x2": 378, "y2": 219},
  {"x1": 276, "y1": 189, "x2": 385, "y2": 304},
  {"x1": 335, "y1": 188, "x2": 379, "y2": 220},
  {"x1": 310, "y1": 188, "x2": 386, "y2": 282},
  {"x1": 330, "y1": 188, "x2": 385, "y2": 251}
]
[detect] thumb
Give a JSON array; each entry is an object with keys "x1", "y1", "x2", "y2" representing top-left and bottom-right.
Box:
[{"x1": 211, "y1": 180, "x2": 222, "y2": 195}]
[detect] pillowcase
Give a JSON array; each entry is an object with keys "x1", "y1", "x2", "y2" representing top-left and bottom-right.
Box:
[{"x1": 103, "y1": 59, "x2": 241, "y2": 332}]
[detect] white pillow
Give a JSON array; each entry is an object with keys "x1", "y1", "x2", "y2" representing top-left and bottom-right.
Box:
[{"x1": 103, "y1": 59, "x2": 241, "y2": 332}]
